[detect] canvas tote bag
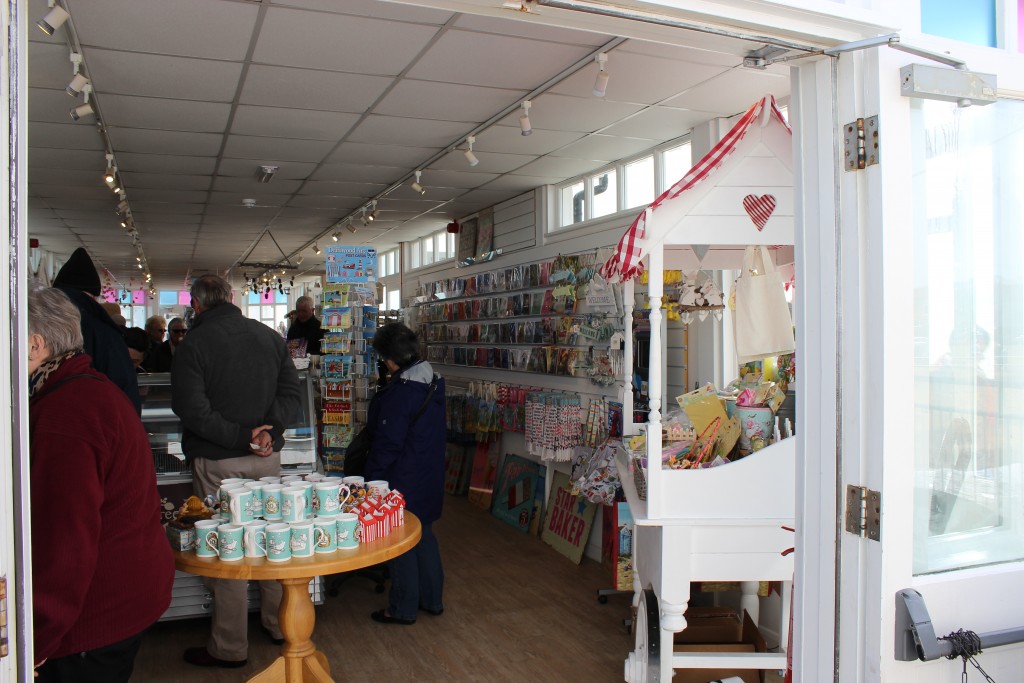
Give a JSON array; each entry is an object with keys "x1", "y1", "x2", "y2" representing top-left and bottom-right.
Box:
[{"x1": 734, "y1": 245, "x2": 795, "y2": 363}]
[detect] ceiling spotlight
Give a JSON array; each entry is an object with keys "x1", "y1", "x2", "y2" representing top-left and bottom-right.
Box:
[
  {"x1": 346, "y1": 219, "x2": 357, "y2": 234},
  {"x1": 67, "y1": 52, "x2": 88, "y2": 96},
  {"x1": 367, "y1": 200, "x2": 378, "y2": 222},
  {"x1": 36, "y1": 3, "x2": 70, "y2": 36},
  {"x1": 256, "y1": 165, "x2": 278, "y2": 183},
  {"x1": 331, "y1": 231, "x2": 340, "y2": 242},
  {"x1": 361, "y1": 208, "x2": 370, "y2": 227},
  {"x1": 70, "y1": 85, "x2": 93, "y2": 121},
  {"x1": 312, "y1": 243, "x2": 320, "y2": 255},
  {"x1": 296, "y1": 256, "x2": 304, "y2": 265},
  {"x1": 464, "y1": 135, "x2": 479, "y2": 167},
  {"x1": 519, "y1": 100, "x2": 533, "y2": 136},
  {"x1": 411, "y1": 170, "x2": 426, "y2": 196},
  {"x1": 103, "y1": 153, "x2": 116, "y2": 185},
  {"x1": 116, "y1": 199, "x2": 129, "y2": 214},
  {"x1": 593, "y1": 53, "x2": 610, "y2": 97}
]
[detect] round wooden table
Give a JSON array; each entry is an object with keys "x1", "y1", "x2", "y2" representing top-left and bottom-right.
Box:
[{"x1": 174, "y1": 513, "x2": 421, "y2": 683}]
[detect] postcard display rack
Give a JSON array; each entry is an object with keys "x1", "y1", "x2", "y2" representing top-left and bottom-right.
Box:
[
  {"x1": 319, "y1": 245, "x2": 380, "y2": 473},
  {"x1": 605, "y1": 97, "x2": 797, "y2": 682},
  {"x1": 414, "y1": 252, "x2": 624, "y2": 385}
]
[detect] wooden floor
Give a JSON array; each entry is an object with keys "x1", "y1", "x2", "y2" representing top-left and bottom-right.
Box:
[
  {"x1": 131, "y1": 494, "x2": 633, "y2": 682},
  {"x1": 131, "y1": 494, "x2": 785, "y2": 682}
]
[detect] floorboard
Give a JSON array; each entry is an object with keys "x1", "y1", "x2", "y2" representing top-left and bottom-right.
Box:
[{"x1": 130, "y1": 494, "x2": 784, "y2": 682}]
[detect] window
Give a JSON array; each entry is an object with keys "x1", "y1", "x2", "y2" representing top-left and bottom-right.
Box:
[
  {"x1": 554, "y1": 136, "x2": 691, "y2": 230},
  {"x1": 663, "y1": 142, "x2": 692, "y2": 187},
  {"x1": 921, "y1": 0, "x2": 996, "y2": 47},
  {"x1": 591, "y1": 169, "x2": 617, "y2": 219},
  {"x1": 911, "y1": 98, "x2": 1024, "y2": 574},
  {"x1": 624, "y1": 156, "x2": 654, "y2": 209},
  {"x1": 407, "y1": 228, "x2": 457, "y2": 272},
  {"x1": 387, "y1": 289, "x2": 400, "y2": 311},
  {"x1": 245, "y1": 290, "x2": 289, "y2": 334},
  {"x1": 379, "y1": 249, "x2": 399, "y2": 277}
]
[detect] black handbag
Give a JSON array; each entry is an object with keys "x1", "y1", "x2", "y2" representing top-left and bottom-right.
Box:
[{"x1": 343, "y1": 375, "x2": 439, "y2": 477}]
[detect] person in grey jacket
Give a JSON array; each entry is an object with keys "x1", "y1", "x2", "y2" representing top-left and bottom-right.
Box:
[{"x1": 171, "y1": 274, "x2": 300, "y2": 669}]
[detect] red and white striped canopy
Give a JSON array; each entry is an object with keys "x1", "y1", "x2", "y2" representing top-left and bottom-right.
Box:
[{"x1": 598, "y1": 95, "x2": 791, "y2": 282}]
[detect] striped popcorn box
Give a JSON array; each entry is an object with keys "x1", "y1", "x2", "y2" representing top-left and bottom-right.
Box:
[{"x1": 372, "y1": 508, "x2": 389, "y2": 537}]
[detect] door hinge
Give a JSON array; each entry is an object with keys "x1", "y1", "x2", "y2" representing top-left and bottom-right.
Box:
[
  {"x1": 0, "y1": 576, "x2": 8, "y2": 658},
  {"x1": 843, "y1": 116, "x2": 880, "y2": 171},
  {"x1": 845, "y1": 484, "x2": 881, "y2": 541}
]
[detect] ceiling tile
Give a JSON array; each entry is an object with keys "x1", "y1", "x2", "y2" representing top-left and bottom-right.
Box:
[
  {"x1": 413, "y1": 168, "x2": 498, "y2": 189},
  {"x1": 28, "y1": 167, "x2": 100, "y2": 186},
  {"x1": 270, "y1": 0, "x2": 454, "y2": 24},
  {"x1": 429, "y1": 148, "x2": 535, "y2": 175},
  {"x1": 223, "y1": 135, "x2": 336, "y2": 163},
  {"x1": 662, "y1": 68, "x2": 790, "y2": 115},
  {"x1": 550, "y1": 51, "x2": 729, "y2": 105},
  {"x1": 287, "y1": 195, "x2": 364, "y2": 210},
  {"x1": 129, "y1": 188, "x2": 209, "y2": 203},
  {"x1": 29, "y1": 122, "x2": 106, "y2": 151},
  {"x1": 67, "y1": 0, "x2": 259, "y2": 60},
  {"x1": 479, "y1": 175, "x2": 555, "y2": 192},
  {"x1": 346, "y1": 115, "x2": 469, "y2": 147},
  {"x1": 107, "y1": 128, "x2": 224, "y2": 156},
  {"x1": 130, "y1": 201, "x2": 204, "y2": 214},
  {"x1": 29, "y1": 89, "x2": 89, "y2": 124},
  {"x1": 99, "y1": 95, "x2": 232, "y2": 133},
  {"x1": 28, "y1": 42, "x2": 77, "y2": 90},
  {"x1": 231, "y1": 106, "x2": 361, "y2": 141},
  {"x1": 599, "y1": 106, "x2": 717, "y2": 139},
  {"x1": 32, "y1": 184, "x2": 112, "y2": 201},
  {"x1": 207, "y1": 192, "x2": 288, "y2": 208},
  {"x1": 387, "y1": 184, "x2": 464, "y2": 202},
  {"x1": 407, "y1": 29, "x2": 594, "y2": 90},
  {"x1": 254, "y1": 6, "x2": 440, "y2": 75},
  {"x1": 131, "y1": 213, "x2": 203, "y2": 225},
  {"x1": 28, "y1": 148, "x2": 106, "y2": 171},
  {"x1": 121, "y1": 171, "x2": 213, "y2": 191},
  {"x1": 375, "y1": 80, "x2": 526, "y2": 123},
  {"x1": 506, "y1": 93, "x2": 645, "y2": 133},
  {"x1": 327, "y1": 142, "x2": 441, "y2": 167},
  {"x1": 239, "y1": 65, "x2": 394, "y2": 113},
  {"x1": 618, "y1": 38, "x2": 744, "y2": 67},
  {"x1": 217, "y1": 159, "x2": 318, "y2": 180},
  {"x1": 513, "y1": 156, "x2": 607, "y2": 177},
  {"x1": 470, "y1": 124, "x2": 585, "y2": 155},
  {"x1": 551, "y1": 134, "x2": 657, "y2": 162},
  {"x1": 310, "y1": 163, "x2": 406, "y2": 184},
  {"x1": 114, "y1": 153, "x2": 217, "y2": 175},
  {"x1": 374, "y1": 198, "x2": 447, "y2": 213},
  {"x1": 452, "y1": 13, "x2": 608, "y2": 47},
  {"x1": 212, "y1": 176, "x2": 304, "y2": 195},
  {"x1": 83, "y1": 49, "x2": 243, "y2": 101}
]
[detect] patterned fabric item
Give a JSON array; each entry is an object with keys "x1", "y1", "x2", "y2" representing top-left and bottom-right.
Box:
[
  {"x1": 28, "y1": 350, "x2": 79, "y2": 397},
  {"x1": 598, "y1": 95, "x2": 790, "y2": 282}
]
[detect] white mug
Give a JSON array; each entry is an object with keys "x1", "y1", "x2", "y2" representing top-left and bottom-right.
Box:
[
  {"x1": 243, "y1": 520, "x2": 268, "y2": 558},
  {"x1": 289, "y1": 520, "x2": 315, "y2": 558},
  {"x1": 366, "y1": 480, "x2": 389, "y2": 499},
  {"x1": 281, "y1": 486, "x2": 307, "y2": 524}
]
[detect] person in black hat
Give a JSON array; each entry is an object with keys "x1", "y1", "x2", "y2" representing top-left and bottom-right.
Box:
[{"x1": 52, "y1": 247, "x2": 141, "y2": 413}]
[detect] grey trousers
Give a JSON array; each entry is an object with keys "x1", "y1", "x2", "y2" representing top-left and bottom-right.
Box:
[{"x1": 192, "y1": 453, "x2": 283, "y2": 661}]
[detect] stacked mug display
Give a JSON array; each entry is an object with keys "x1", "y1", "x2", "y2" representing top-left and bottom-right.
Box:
[{"x1": 198, "y1": 473, "x2": 368, "y2": 562}]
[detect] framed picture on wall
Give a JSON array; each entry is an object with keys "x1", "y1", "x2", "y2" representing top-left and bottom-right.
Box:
[{"x1": 457, "y1": 217, "x2": 479, "y2": 262}]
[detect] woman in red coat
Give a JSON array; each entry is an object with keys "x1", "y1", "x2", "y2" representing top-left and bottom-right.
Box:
[{"x1": 28, "y1": 288, "x2": 174, "y2": 682}]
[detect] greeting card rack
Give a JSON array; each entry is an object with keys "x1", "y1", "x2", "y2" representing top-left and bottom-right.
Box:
[{"x1": 319, "y1": 283, "x2": 379, "y2": 473}]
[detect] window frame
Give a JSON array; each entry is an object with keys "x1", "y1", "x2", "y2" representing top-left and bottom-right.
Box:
[{"x1": 550, "y1": 134, "x2": 692, "y2": 233}]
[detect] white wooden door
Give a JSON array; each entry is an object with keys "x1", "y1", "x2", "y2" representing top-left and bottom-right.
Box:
[{"x1": 835, "y1": 38, "x2": 1024, "y2": 683}]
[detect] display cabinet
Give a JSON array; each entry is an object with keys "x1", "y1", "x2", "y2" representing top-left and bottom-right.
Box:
[{"x1": 138, "y1": 370, "x2": 320, "y2": 621}]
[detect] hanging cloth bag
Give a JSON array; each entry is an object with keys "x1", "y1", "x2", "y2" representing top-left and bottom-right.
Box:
[{"x1": 734, "y1": 245, "x2": 795, "y2": 363}]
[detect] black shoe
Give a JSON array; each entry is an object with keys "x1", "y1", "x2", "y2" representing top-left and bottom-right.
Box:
[
  {"x1": 419, "y1": 606, "x2": 444, "y2": 616},
  {"x1": 183, "y1": 647, "x2": 247, "y2": 669},
  {"x1": 261, "y1": 625, "x2": 285, "y2": 646},
  {"x1": 370, "y1": 609, "x2": 416, "y2": 625}
]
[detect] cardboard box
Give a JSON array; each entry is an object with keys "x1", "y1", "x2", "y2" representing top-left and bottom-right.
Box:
[
  {"x1": 674, "y1": 606, "x2": 743, "y2": 645},
  {"x1": 673, "y1": 611, "x2": 767, "y2": 683}
]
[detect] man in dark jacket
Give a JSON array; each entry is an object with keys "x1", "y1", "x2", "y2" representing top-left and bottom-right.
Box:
[
  {"x1": 53, "y1": 247, "x2": 141, "y2": 413},
  {"x1": 365, "y1": 323, "x2": 446, "y2": 626},
  {"x1": 172, "y1": 274, "x2": 300, "y2": 668},
  {"x1": 286, "y1": 295, "x2": 324, "y2": 355}
]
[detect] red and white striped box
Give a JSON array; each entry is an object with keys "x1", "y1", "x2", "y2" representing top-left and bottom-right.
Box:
[
  {"x1": 359, "y1": 512, "x2": 377, "y2": 543},
  {"x1": 383, "y1": 491, "x2": 406, "y2": 526}
]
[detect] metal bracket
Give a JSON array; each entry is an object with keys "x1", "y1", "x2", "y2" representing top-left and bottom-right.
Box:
[
  {"x1": 843, "y1": 116, "x2": 880, "y2": 172},
  {"x1": 844, "y1": 484, "x2": 881, "y2": 541},
  {"x1": 895, "y1": 588, "x2": 1024, "y2": 661}
]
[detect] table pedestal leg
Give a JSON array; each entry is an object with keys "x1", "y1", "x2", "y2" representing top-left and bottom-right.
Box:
[{"x1": 249, "y1": 577, "x2": 332, "y2": 683}]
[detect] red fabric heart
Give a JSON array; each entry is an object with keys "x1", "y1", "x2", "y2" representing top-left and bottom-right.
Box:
[{"x1": 742, "y1": 194, "x2": 776, "y2": 231}]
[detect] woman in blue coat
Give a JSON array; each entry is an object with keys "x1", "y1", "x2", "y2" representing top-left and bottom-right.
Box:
[{"x1": 365, "y1": 323, "x2": 446, "y2": 625}]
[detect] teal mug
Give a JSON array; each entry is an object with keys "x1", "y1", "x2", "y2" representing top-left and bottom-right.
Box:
[
  {"x1": 194, "y1": 519, "x2": 220, "y2": 558},
  {"x1": 266, "y1": 523, "x2": 291, "y2": 562},
  {"x1": 313, "y1": 517, "x2": 337, "y2": 553},
  {"x1": 336, "y1": 513, "x2": 359, "y2": 550},
  {"x1": 217, "y1": 523, "x2": 244, "y2": 561}
]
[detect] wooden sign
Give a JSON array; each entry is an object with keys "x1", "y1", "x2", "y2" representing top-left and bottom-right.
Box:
[
  {"x1": 491, "y1": 454, "x2": 542, "y2": 533},
  {"x1": 541, "y1": 471, "x2": 597, "y2": 564}
]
